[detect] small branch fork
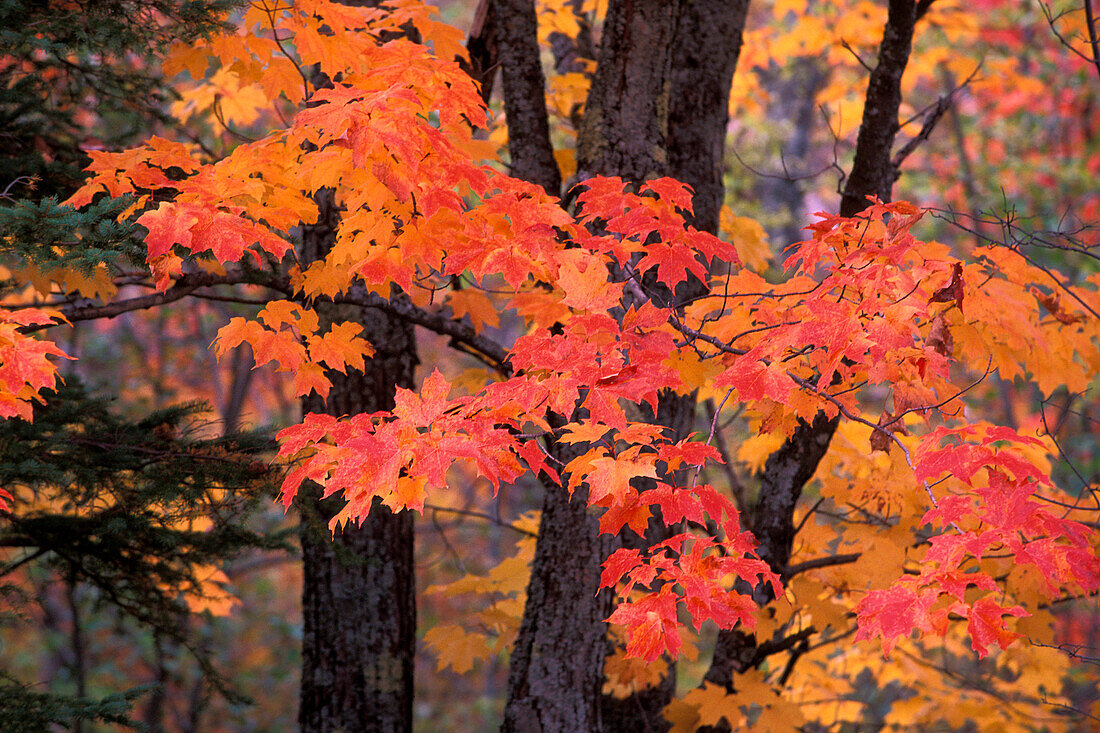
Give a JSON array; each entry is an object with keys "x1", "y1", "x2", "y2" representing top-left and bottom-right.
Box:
[
  {"x1": 891, "y1": 66, "x2": 979, "y2": 171},
  {"x1": 1039, "y1": 0, "x2": 1100, "y2": 84}
]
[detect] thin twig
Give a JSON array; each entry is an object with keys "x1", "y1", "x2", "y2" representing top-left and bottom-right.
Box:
[{"x1": 423, "y1": 502, "x2": 537, "y2": 537}]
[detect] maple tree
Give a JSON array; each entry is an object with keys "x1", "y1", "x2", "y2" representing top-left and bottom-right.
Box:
[{"x1": 2, "y1": 0, "x2": 1099, "y2": 730}]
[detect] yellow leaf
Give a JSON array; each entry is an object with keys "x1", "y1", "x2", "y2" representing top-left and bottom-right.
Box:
[
  {"x1": 559, "y1": 421, "x2": 612, "y2": 444},
  {"x1": 486, "y1": 554, "x2": 533, "y2": 595},
  {"x1": 422, "y1": 625, "x2": 492, "y2": 674},
  {"x1": 720, "y1": 208, "x2": 773, "y2": 272},
  {"x1": 665, "y1": 348, "x2": 723, "y2": 394},
  {"x1": 737, "y1": 433, "x2": 784, "y2": 473},
  {"x1": 446, "y1": 288, "x2": 500, "y2": 329},
  {"x1": 675, "y1": 682, "x2": 737, "y2": 730},
  {"x1": 180, "y1": 565, "x2": 240, "y2": 617},
  {"x1": 664, "y1": 697, "x2": 701, "y2": 733}
]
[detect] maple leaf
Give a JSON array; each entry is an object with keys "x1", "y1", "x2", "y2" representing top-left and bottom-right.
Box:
[
  {"x1": 0, "y1": 310, "x2": 71, "y2": 420},
  {"x1": 44, "y1": 3, "x2": 1100, "y2": 714},
  {"x1": 640, "y1": 177, "x2": 695, "y2": 213},
  {"x1": 307, "y1": 321, "x2": 373, "y2": 373},
  {"x1": 642, "y1": 484, "x2": 708, "y2": 526},
  {"x1": 445, "y1": 288, "x2": 500, "y2": 329},
  {"x1": 869, "y1": 410, "x2": 906, "y2": 453},
  {"x1": 674, "y1": 682, "x2": 734, "y2": 730},
  {"x1": 601, "y1": 548, "x2": 645, "y2": 590},
  {"x1": 422, "y1": 625, "x2": 493, "y2": 674},
  {"x1": 292, "y1": 362, "x2": 332, "y2": 399},
  {"x1": 599, "y1": 497, "x2": 653, "y2": 536},
  {"x1": 393, "y1": 369, "x2": 452, "y2": 425},
  {"x1": 583, "y1": 454, "x2": 658, "y2": 507},
  {"x1": 926, "y1": 312, "x2": 953, "y2": 357},
  {"x1": 1031, "y1": 287, "x2": 1084, "y2": 324},
  {"x1": 715, "y1": 354, "x2": 794, "y2": 404},
  {"x1": 137, "y1": 202, "x2": 199, "y2": 262},
  {"x1": 606, "y1": 588, "x2": 681, "y2": 662},
  {"x1": 559, "y1": 421, "x2": 612, "y2": 444},
  {"x1": 854, "y1": 582, "x2": 938, "y2": 657},
  {"x1": 657, "y1": 438, "x2": 722, "y2": 471},
  {"x1": 967, "y1": 597, "x2": 1027, "y2": 658},
  {"x1": 635, "y1": 239, "x2": 709, "y2": 289},
  {"x1": 556, "y1": 255, "x2": 622, "y2": 313},
  {"x1": 930, "y1": 261, "x2": 964, "y2": 312},
  {"x1": 384, "y1": 475, "x2": 429, "y2": 513}
]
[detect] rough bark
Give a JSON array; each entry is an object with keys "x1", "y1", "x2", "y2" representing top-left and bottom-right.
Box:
[
  {"x1": 294, "y1": 3, "x2": 420, "y2": 731},
  {"x1": 598, "y1": 4, "x2": 749, "y2": 728},
  {"x1": 497, "y1": 0, "x2": 562, "y2": 194},
  {"x1": 501, "y1": 462, "x2": 610, "y2": 733},
  {"x1": 701, "y1": 2, "x2": 922, "y2": 725},
  {"x1": 469, "y1": 0, "x2": 562, "y2": 195},
  {"x1": 502, "y1": 3, "x2": 688, "y2": 730},
  {"x1": 493, "y1": 0, "x2": 612, "y2": 723},
  {"x1": 839, "y1": 0, "x2": 919, "y2": 218},
  {"x1": 466, "y1": 0, "x2": 498, "y2": 104},
  {"x1": 297, "y1": 194, "x2": 419, "y2": 733},
  {"x1": 580, "y1": 1, "x2": 689, "y2": 729},
  {"x1": 576, "y1": 0, "x2": 683, "y2": 183},
  {"x1": 666, "y1": 0, "x2": 750, "y2": 237}
]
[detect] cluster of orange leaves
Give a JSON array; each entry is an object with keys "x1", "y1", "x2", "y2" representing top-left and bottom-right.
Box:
[{"x1": 25, "y1": 0, "x2": 1098, "y2": 667}]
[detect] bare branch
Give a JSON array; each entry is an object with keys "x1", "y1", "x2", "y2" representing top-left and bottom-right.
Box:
[{"x1": 782, "y1": 552, "x2": 861, "y2": 581}]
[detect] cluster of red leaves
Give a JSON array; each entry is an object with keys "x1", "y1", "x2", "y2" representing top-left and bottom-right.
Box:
[
  {"x1": 857, "y1": 425, "x2": 1100, "y2": 658},
  {"x1": 0, "y1": 308, "x2": 69, "y2": 421}
]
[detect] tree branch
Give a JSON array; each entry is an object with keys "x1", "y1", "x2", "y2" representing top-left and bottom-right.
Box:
[
  {"x1": 782, "y1": 552, "x2": 861, "y2": 581},
  {"x1": 19, "y1": 270, "x2": 513, "y2": 374}
]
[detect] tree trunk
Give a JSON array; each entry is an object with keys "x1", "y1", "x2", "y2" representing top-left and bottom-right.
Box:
[
  {"x1": 294, "y1": 2, "x2": 421, "y2": 730},
  {"x1": 502, "y1": 2, "x2": 694, "y2": 730},
  {"x1": 486, "y1": 2, "x2": 612, "y2": 729},
  {"x1": 297, "y1": 188, "x2": 419, "y2": 732},
  {"x1": 576, "y1": 0, "x2": 682, "y2": 183},
  {"x1": 601, "y1": 0, "x2": 754, "y2": 707},
  {"x1": 501, "y1": 469, "x2": 610, "y2": 733},
  {"x1": 497, "y1": 0, "x2": 562, "y2": 194},
  {"x1": 667, "y1": 0, "x2": 750, "y2": 237}
]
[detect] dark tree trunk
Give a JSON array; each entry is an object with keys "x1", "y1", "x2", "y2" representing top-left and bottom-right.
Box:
[
  {"x1": 504, "y1": 1, "x2": 696, "y2": 730},
  {"x1": 468, "y1": 0, "x2": 562, "y2": 195},
  {"x1": 489, "y1": 0, "x2": 611, "y2": 728},
  {"x1": 497, "y1": 0, "x2": 562, "y2": 194},
  {"x1": 501, "y1": 469, "x2": 610, "y2": 733},
  {"x1": 596, "y1": 3, "x2": 749, "y2": 729},
  {"x1": 839, "y1": 0, "x2": 919, "y2": 218},
  {"x1": 700, "y1": 3, "x2": 923, "y2": 728},
  {"x1": 576, "y1": 0, "x2": 682, "y2": 183},
  {"x1": 501, "y1": 2, "x2": 682, "y2": 726},
  {"x1": 497, "y1": 0, "x2": 750, "y2": 728},
  {"x1": 294, "y1": 3, "x2": 421, "y2": 731},
  {"x1": 297, "y1": 189, "x2": 419, "y2": 731},
  {"x1": 667, "y1": 0, "x2": 750, "y2": 237}
]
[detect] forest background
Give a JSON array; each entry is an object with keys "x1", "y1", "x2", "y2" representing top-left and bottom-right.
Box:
[{"x1": 1, "y1": 0, "x2": 1098, "y2": 731}]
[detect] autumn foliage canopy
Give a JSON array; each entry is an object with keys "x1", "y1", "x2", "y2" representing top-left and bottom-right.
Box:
[{"x1": 3, "y1": 0, "x2": 1099, "y2": 729}]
